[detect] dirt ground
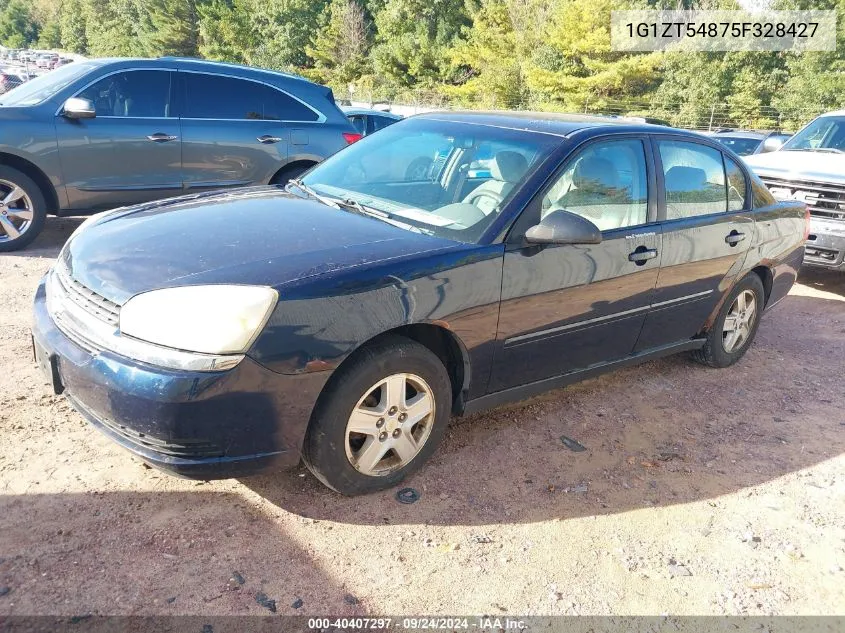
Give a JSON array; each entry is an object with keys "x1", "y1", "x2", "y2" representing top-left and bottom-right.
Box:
[{"x1": 0, "y1": 216, "x2": 843, "y2": 617}]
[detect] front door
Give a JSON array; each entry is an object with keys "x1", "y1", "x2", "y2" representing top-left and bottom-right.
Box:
[
  {"x1": 635, "y1": 140, "x2": 755, "y2": 350},
  {"x1": 489, "y1": 137, "x2": 661, "y2": 392},
  {"x1": 56, "y1": 69, "x2": 181, "y2": 210}
]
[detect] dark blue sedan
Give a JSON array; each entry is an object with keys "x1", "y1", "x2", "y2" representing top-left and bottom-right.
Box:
[{"x1": 32, "y1": 112, "x2": 807, "y2": 495}]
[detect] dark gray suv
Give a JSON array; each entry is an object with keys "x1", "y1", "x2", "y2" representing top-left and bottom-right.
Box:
[{"x1": 0, "y1": 57, "x2": 359, "y2": 251}]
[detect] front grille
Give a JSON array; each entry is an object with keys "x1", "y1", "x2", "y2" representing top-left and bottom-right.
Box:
[
  {"x1": 54, "y1": 266, "x2": 121, "y2": 326},
  {"x1": 761, "y1": 177, "x2": 845, "y2": 222},
  {"x1": 97, "y1": 414, "x2": 224, "y2": 459}
]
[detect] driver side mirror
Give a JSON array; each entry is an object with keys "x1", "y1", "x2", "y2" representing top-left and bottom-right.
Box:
[
  {"x1": 525, "y1": 209, "x2": 602, "y2": 245},
  {"x1": 62, "y1": 97, "x2": 96, "y2": 120}
]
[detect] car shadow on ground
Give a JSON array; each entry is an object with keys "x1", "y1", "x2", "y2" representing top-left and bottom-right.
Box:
[
  {"x1": 242, "y1": 281, "x2": 845, "y2": 527},
  {"x1": 3, "y1": 216, "x2": 85, "y2": 260},
  {"x1": 0, "y1": 490, "x2": 363, "y2": 618},
  {"x1": 797, "y1": 267, "x2": 845, "y2": 297}
]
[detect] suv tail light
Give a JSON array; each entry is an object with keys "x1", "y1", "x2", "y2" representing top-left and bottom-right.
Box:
[
  {"x1": 803, "y1": 205, "x2": 811, "y2": 242},
  {"x1": 342, "y1": 132, "x2": 363, "y2": 145}
]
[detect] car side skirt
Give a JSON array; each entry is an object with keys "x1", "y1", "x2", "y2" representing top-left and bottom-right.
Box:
[{"x1": 460, "y1": 338, "x2": 706, "y2": 416}]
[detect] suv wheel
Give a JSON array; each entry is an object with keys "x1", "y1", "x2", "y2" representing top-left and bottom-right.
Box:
[
  {"x1": 303, "y1": 336, "x2": 452, "y2": 495},
  {"x1": 0, "y1": 166, "x2": 47, "y2": 253}
]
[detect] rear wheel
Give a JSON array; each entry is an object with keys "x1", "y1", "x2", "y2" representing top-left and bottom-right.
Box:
[
  {"x1": 271, "y1": 163, "x2": 314, "y2": 186},
  {"x1": 692, "y1": 273, "x2": 765, "y2": 368},
  {"x1": 0, "y1": 166, "x2": 47, "y2": 253},
  {"x1": 303, "y1": 336, "x2": 452, "y2": 495}
]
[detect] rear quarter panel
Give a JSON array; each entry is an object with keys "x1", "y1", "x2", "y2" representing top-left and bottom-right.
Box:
[{"x1": 744, "y1": 201, "x2": 806, "y2": 307}]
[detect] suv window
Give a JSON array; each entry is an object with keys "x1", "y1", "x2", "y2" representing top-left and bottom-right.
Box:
[
  {"x1": 77, "y1": 70, "x2": 172, "y2": 118},
  {"x1": 658, "y1": 140, "x2": 727, "y2": 219},
  {"x1": 543, "y1": 138, "x2": 648, "y2": 231},
  {"x1": 184, "y1": 73, "x2": 319, "y2": 122},
  {"x1": 725, "y1": 156, "x2": 747, "y2": 211}
]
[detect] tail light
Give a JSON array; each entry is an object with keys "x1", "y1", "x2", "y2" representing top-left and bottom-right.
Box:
[
  {"x1": 342, "y1": 132, "x2": 363, "y2": 145},
  {"x1": 803, "y1": 204, "x2": 811, "y2": 242}
]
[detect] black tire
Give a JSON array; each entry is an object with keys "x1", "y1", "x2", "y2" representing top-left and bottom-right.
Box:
[
  {"x1": 270, "y1": 163, "x2": 314, "y2": 186},
  {"x1": 0, "y1": 166, "x2": 47, "y2": 253},
  {"x1": 692, "y1": 273, "x2": 765, "y2": 368},
  {"x1": 302, "y1": 335, "x2": 452, "y2": 496}
]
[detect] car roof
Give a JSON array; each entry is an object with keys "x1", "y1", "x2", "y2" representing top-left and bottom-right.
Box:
[
  {"x1": 341, "y1": 107, "x2": 402, "y2": 118},
  {"x1": 83, "y1": 57, "x2": 317, "y2": 87},
  {"x1": 414, "y1": 110, "x2": 681, "y2": 138},
  {"x1": 713, "y1": 131, "x2": 767, "y2": 140}
]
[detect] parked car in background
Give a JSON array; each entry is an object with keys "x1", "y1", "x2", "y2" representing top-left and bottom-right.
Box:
[
  {"x1": 341, "y1": 106, "x2": 402, "y2": 137},
  {"x1": 745, "y1": 110, "x2": 845, "y2": 271},
  {"x1": 0, "y1": 70, "x2": 25, "y2": 94},
  {"x1": 36, "y1": 54, "x2": 58, "y2": 70},
  {"x1": 32, "y1": 112, "x2": 806, "y2": 494},
  {"x1": 711, "y1": 130, "x2": 791, "y2": 156},
  {"x1": 0, "y1": 57, "x2": 359, "y2": 251}
]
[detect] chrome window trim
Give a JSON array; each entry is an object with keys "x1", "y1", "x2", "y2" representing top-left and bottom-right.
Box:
[
  {"x1": 54, "y1": 67, "x2": 176, "y2": 118},
  {"x1": 45, "y1": 269, "x2": 243, "y2": 372},
  {"x1": 179, "y1": 69, "x2": 326, "y2": 124}
]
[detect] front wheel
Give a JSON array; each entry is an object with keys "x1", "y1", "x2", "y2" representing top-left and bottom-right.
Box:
[
  {"x1": 302, "y1": 336, "x2": 452, "y2": 495},
  {"x1": 692, "y1": 273, "x2": 765, "y2": 368},
  {"x1": 0, "y1": 166, "x2": 47, "y2": 253}
]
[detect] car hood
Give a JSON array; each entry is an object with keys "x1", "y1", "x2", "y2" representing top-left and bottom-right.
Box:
[
  {"x1": 61, "y1": 187, "x2": 462, "y2": 304},
  {"x1": 743, "y1": 151, "x2": 845, "y2": 185}
]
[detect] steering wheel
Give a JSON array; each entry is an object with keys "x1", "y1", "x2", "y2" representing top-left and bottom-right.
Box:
[
  {"x1": 465, "y1": 188, "x2": 506, "y2": 211},
  {"x1": 405, "y1": 157, "x2": 434, "y2": 181}
]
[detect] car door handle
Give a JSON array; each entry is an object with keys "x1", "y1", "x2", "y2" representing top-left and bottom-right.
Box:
[
  {"x1": 146, "y1": 133, "x2": 178, "y2": 143},
  {"x1": 628, "y1": 247, "x2": 658, "y2": 264},
  {"x1": 725, "y1": 230, "x2": 746, "y2": 246},
  {"x1": 257, "y1": 135, "x2": 283, "y2": 144}
]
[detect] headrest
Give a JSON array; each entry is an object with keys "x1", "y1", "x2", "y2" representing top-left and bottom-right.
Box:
[
  {"x1": 572, "y1": 157, "x2": 620, "y2": 191},
  {"x1": 664, "y1": 166, "x2": 707, "y2": 192},
  {"x1": 490, "y1": 151, "x2": 529, "y2": 183}
]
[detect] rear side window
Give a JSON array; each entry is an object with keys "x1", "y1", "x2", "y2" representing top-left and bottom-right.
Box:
[
  {"x1": 77, "y1": 70, "x2": 172, "y2": 118},
  {"x1": 370, "y1": 115, "x2": 396, "y2": 133},
  {"x1": 724, "y1": 156, "x2": 747, "y2": 211},
  {"x1": 183, "y1": 73, "x2": 319, "y2": 122},
  {"x1": 658, "y1": 140, "x2": 726, "y2": 219},
  {"x1": 752, "y1": 175, "x2": 777, "y2": 208}
]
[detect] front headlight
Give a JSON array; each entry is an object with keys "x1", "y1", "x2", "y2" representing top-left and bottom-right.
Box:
[{"x1": 120, "y1": 285, "x2": 278, "y2": 355}]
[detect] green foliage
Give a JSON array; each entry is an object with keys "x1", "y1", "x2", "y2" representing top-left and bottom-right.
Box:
[
  {"x1": 0, "y1": 0, "x2": 843, "y2": 130},
  {"x1": 0, "y1": 0, "x2": 38, "y2": 49},
  {"x1": 306, "y1": 0, "x2": 372, "y2": 89}
]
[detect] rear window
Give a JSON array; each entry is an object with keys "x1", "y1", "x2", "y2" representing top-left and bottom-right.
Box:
[{"x1": 183, "y1": 73, "x2": 319, "y2": 122}]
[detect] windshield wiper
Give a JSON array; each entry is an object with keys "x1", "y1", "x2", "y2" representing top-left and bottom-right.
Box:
[{"x1": 285, "y1": 179, "x2": 341, "y2": 209}]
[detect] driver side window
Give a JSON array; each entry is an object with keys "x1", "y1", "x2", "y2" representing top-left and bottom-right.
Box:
[{"x1": 543, "y1": 139, "x2": 648, "y2": 231}]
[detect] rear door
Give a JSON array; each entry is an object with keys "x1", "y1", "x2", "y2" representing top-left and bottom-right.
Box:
[
  {"x1": 56, "y1": 68, "x2": 181, "y2": 210},
  {"x1": 179, "y1": 72, "x2": 321, "y2": 191},
  {"x1": 635, "y1": 138, "x2": 754, "y2": 350},
  {"x1": 489, "y1": 136, "x2": 661, "y2": 392}
]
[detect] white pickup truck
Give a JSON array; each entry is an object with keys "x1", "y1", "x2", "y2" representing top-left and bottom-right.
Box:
[{"x1": 744, "y1": 111, "x2": 845, "y2": 271}]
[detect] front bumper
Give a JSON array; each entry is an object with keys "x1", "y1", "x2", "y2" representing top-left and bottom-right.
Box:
[
  {"x1": 32, "y1": 280, "x2": 330, "y2": 478},
  {"x1": 805, "y1": 217, "x2": 845, "y2": 271}
]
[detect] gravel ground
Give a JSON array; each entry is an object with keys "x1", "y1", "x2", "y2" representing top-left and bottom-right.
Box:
[{"x1": 1, "y1": 217, "x2": 844, "y2": 617}]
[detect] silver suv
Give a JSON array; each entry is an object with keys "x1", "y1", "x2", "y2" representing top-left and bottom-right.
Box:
[{"x1": 0, "y1": 57, "x2": 359, "y2": 251}]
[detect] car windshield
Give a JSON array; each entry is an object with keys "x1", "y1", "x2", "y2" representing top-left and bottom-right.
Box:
[
  {"x1": 781, "y1": 116, "x2": 845, "y2": 152},
  {"x1": 714, "y1": 136, "x2": 762, "y2": 156},
  {"x1": 0, "y1": 62, "x2": 98, "y2": 107},
  {"x1": 300, "y1": 118, "x2": 557, "y2": 243}
]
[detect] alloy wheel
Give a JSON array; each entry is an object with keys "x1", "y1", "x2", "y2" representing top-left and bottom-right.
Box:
[
  {"x1": 722, "y1": 290, "x2": 757, "y2": 353},
  {"x1": 344, "y1": 372, "x2": 435, "y2": 476},
  {"x1": 0, "y1": 179, "x2": 34, "y2": 243}
]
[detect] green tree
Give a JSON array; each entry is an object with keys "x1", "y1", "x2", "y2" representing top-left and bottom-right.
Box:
[
  {"x1": 372, "y1": 0, "x2": 471, "y2": 88},
  {"x1": 0, "y1": 0, "x2": 39, "y2": 48},
  {"x1": 142, "y1": 0, "x2": 201, "y2": 57},
  {"x1": 307, "y1": 0, "x2": 372, "y2": 88},
  {"x1": 58, "y1": 0, "x2": 90, "y2": 54}
]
